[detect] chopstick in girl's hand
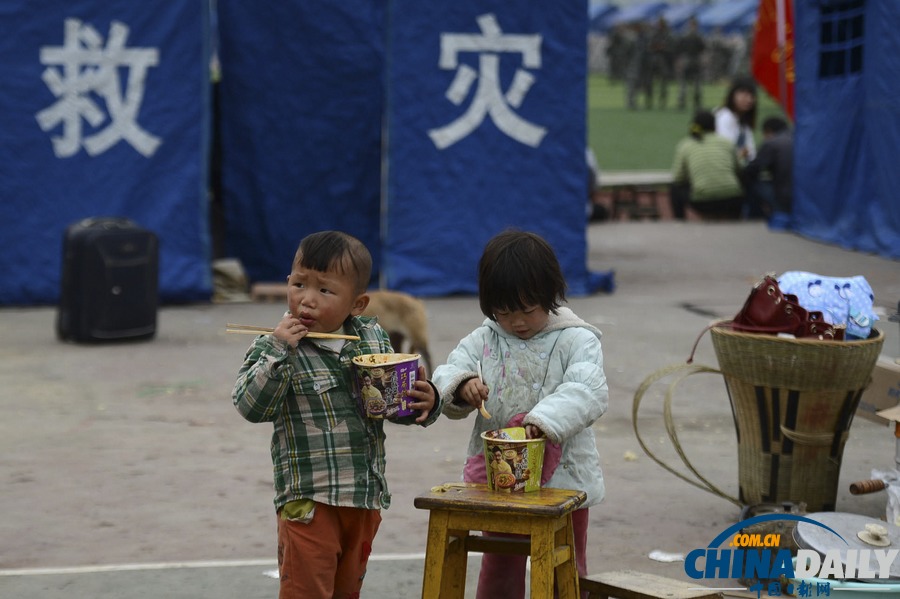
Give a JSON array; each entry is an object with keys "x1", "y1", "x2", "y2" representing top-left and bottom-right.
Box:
[
  {"x1": 476, "y1": 360, "x2": 492, "y2": 419},
  {"x1": 225, "y1": 324, "x2": 360, "y2": 341}
]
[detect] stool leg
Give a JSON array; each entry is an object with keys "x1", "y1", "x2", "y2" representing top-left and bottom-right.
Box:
[
  {"x1": 441, "y1": 529, "x2": 468, "y2": 599},
  {"x1": 555, "y1": 516, "x2": 579, "y2": 599},
  {"x1": 530, "y1": 521, "x2": 555, "y2": 599},
  {"x1": 421, "y1": 511, "x2": 451, "y2": 599}
]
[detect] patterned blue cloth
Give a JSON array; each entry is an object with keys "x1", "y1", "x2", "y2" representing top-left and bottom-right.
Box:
[{"x1": 778, "y1": 271, "x2": 878, "y2": 339}]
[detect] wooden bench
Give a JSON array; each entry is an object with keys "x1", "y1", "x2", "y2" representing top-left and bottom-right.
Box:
[
  {"x1": 580, "y1": 570, "x2": 723, "y2": 599},
  {"x1": 600, "y1": 171, "x2": 673, "y2": 221}
]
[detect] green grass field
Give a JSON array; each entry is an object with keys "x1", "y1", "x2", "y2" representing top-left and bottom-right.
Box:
[{"x1": 587, "y1": 74, "x2": 787, "y2": 171}]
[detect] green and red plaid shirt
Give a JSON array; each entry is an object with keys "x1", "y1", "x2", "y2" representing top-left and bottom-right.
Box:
[{"x1": 233, "y1": 315, "x2": 441, "y2": 511}]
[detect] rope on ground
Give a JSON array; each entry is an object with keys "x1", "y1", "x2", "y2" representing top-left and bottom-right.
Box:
[{"x1": 632, "y1": 362, "x2": 742, "y2": 507}]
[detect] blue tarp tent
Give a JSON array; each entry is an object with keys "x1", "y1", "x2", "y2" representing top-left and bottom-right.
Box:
[
  {"x1": 791, "y1": 0, "x2": 900, "y2": 259},
  {"x1": 589, "y1": 3, "x2": 619, "y2": 33},
  {"x1": 218, "y1": 1, "x2": 608, "y2": 297},
  {"x1": 216, "y1": 0, "x2": 385, "y2": 287},
  {"x1": 0, "y1": 0, "x2": 212, "y2": 305},
  {"x1": 384, "y1": 3, "x2": 608, "y2": 296},
  {"x1": 660, "y1": 3, "x2": 705, "y2": 31},
  {"x1": 736, "y1": 6, "x2": 760, "y2": 30},
  {"x1": 697, "y1": 0, "x2": 757, "y2": 33},
  {"x1": 608, "y1": 2, "x2": 669, "y2": 27}
]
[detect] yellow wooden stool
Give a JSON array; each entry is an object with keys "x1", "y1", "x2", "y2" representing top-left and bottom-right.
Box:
[{"x1": 414, "y1": 482, "x2": 586, "y2": 599}]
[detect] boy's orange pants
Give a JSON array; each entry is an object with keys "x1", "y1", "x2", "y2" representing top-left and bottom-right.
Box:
[{"x1": 277, "y1": 502, "x2": 381, "y2": 599}]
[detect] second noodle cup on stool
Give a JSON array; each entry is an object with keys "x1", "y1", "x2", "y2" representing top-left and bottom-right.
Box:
[
  {"x1": 352, "y1": 353, "x2": 420, "y2": 423},
  {"x1": 481, "y1": 427, "x2": 546, "y2": 493}
]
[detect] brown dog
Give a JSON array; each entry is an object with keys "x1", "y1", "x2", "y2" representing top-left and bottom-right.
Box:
[{"x1": 363, "y1": 290, "x2": 432, "y2": 374}]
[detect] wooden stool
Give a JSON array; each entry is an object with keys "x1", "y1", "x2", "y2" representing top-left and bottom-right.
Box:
[
  {"x1": 414, "y1": 482, "x2": 586, "y2": 599},
  {"x1": 580, "y1": 570, "x2": 723, "y2": 599}
]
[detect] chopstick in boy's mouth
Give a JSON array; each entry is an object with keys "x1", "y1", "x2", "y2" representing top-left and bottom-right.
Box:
[{"x1": 225, "y1": 324, "x2": 360, "y2": 341}]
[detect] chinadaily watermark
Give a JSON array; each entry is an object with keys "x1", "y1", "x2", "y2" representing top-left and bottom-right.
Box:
[{"x1": 684, "y1": 514, "x2": 899, "y2": 597}]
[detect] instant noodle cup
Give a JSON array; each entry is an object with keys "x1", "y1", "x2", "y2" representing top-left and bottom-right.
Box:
[
  {"x1": 352, "y1": 353, "x2": 420, "y2": 422},
  {"x1": 480, "y1": 427, "x2": 546, "y2": 493}
]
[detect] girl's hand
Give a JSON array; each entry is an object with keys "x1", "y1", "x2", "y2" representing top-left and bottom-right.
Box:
[
  {"x1": 459, "y1": 377, "x2": 489, "y2": 411},
  {"x1": 273, "y1": 311, "x2": 308, "y2": 348},
  {"x1": 525, "y1": 424, "x2": 545, "y2": 440},
  {"x1": 405, "y1": 365, "x2": 436, "y2": 423}
]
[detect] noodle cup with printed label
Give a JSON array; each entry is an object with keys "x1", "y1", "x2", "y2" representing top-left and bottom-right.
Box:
[
  {"x1": 481, "y1": 427, "x2": 546, "y2": 493},
  {"x1": 352, "y1": 353, "x2": 420, "y2": 422}
]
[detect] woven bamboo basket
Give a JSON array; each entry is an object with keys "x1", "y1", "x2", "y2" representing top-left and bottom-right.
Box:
[{"x1": 710, "y1": 324, "x2": 884, "y2": 511}]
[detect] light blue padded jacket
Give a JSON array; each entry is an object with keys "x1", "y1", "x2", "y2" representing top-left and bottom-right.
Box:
[{"x1": 432, "y1": 307, "x2": 608, "y2": 506}]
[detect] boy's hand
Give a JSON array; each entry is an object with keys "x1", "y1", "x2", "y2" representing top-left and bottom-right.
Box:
[
  {"x1": 458, "y1": 377, "x2": 489, "y2": 412},
  {"x1": 406, "y1": 365, "x2": 437, "y2": 423},
  {"x1": 273, "y1": 312, "x2": 308, "y2": 348}
]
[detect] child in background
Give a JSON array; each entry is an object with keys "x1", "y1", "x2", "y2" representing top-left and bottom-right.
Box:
[
  {"x1": 431, "y1": 229, "x2": 609, "y2": 599},
  {"x1": 232, "y1": 230, "x2": 440, "y2": 599}
]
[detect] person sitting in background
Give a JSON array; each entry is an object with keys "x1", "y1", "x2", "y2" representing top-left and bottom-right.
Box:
[
  {"x1": 742, "y1": 116, "x2": 794, "y2": 227},
  {"x1": 715, "y1": 76, "x2": 758, "y2": 165},
  {"x1": 670, "y1": 110, "x2": 744, "y2": 220},
  {"x1": 586, "y1": 146, "x2": 609, "y2": 222}
]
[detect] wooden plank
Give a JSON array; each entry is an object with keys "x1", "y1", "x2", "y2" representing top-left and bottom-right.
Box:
[
  {"x1": 444, "y1": 509, "x2": 566, "y2": 537},
  {"x1": 250, "y1": 282, "x2": 287, "y2": 302},
  {"x1": 414, "y1": 483, "x2": 586, "y2": 517},
  {"x1": 600, "y1": 170, "x2": 673, "y2": 189},
  {"x1": 421, "y1": 511, "x2": 451, "y2": 598},
  {"x1": 441, "y1": 531, "x2": 468, "y2": 599},
  {"x1": 557, "y1": 518, "x2": 580, "y2": 599},
  {"x1": 580, "y1": 570, "x2": 723, "y2": 599},
  {"x1": 464, "y1": 535, "x2": 530, "y2": 555},
  {"x1": 529, "y1": 520, "x2": 556, "y2": 599}
]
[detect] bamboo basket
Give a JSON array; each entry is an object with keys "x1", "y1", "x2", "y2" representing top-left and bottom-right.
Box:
[{"x1": 710, "y1": 325, "x2": 884, "y2": 511}]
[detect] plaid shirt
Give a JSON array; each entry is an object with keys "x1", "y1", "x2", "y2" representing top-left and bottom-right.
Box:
[{"x1": 233, "y1": 315, "x2": 441, "y2": 511}]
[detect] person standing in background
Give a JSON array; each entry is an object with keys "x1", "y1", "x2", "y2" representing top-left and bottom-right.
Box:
[
  {"x1": 647, "y1": 16, "x2": 675, "y2": 109},
  {"x1": 676, "y1": 17, "x2": 706, "y2": 112},
  {"x1": 623, "y1": 22, "x2": 651, "y2": 110}
]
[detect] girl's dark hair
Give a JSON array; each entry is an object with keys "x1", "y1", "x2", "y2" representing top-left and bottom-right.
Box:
[
  {"x1": 293, "y1": 231, "x2": 372, "y2": 293},
  {"x1": 690, "y1": 110, "x2": 716, "y2": 140},
  {"x1": 723, "y1": 75, "x2": 758, "y2": 129},
  {"x1": 478, "y1": 229, "x2": 566, "y2": 319}
]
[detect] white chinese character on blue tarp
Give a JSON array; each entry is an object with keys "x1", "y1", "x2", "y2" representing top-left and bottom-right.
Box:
[
  {"x1": 428, "y1": 13, "x2": 547, "y2": 150},
  {"x1": 35, "y1": 19, "x2": 161, "y2": 158}
]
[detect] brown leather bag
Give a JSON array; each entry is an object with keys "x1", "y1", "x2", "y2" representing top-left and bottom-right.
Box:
[
  {"x1": 732, "y1": 276, "x2": 807, "y2": 335},
  {"x1": 732, "y1": 275, "x2": 844, "y2": 340},
  {"x1": 687, "y1": 275, "x2": 845, "y2": 363}
]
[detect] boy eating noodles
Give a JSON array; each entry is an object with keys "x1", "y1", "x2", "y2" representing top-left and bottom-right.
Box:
[{"x1": 233, "y1": 230, "x2": 440, "y2": 598}]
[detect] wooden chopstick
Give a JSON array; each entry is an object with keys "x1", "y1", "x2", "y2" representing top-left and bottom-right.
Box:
[
  {"x1": 225, "y1": 323, "x2": 360, "y2": 341},
  {"x1": 476, "y1": 360, "x2": 492, "y2": 419}
]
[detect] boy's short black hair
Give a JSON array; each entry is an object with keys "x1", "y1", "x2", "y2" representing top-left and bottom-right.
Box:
[
  {"x1": 293, "y1": 231, "x2": 372, "y2": 293},
  {"x1": 761, "y1": 116, "x2": 789, "y2": 135},
  {"x1": 478, "y1": 229, "x2": 566, "y2": 320}
]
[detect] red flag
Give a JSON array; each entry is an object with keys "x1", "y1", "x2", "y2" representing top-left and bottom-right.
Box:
[{"x1": 751, "y1": 0, "x2": 795, "y2": 120}]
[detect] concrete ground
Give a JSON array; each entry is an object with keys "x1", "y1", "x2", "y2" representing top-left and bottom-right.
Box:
[{"x1": 1, "y1": 221, "x2": 898, "y2": 598}]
